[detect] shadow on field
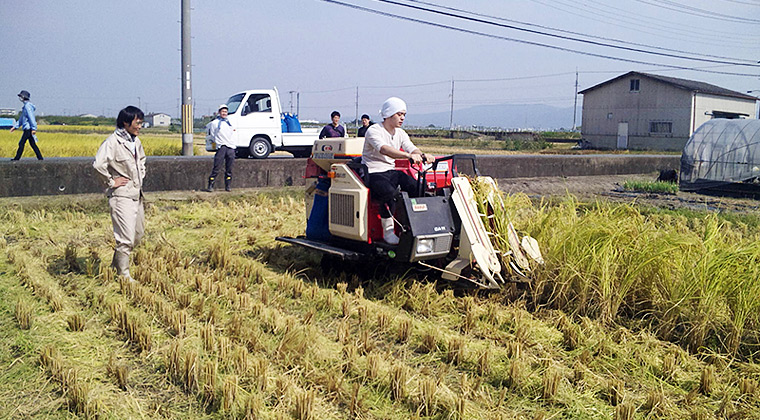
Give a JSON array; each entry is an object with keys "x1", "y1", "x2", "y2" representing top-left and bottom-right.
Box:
[
  {"x1": 248, "y1": 244, "x2": 402, "y2": 292},
  {"x1": 249, "y1": 243, "x2": 505, "y2": 299}
]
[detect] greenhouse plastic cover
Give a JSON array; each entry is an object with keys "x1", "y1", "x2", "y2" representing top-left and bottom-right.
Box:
[{"x1": 680, "y1": 119, "x2": 760, "y2": 194}]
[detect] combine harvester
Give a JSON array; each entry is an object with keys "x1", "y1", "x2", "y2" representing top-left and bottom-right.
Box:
[{"x1": 276, "y1": 137, "x2": 542, "y2": 289}]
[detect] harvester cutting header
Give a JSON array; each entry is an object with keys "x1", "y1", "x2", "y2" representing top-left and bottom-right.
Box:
[{"x1": 276, "y1": 99, "x2": 541, "y2": 289}]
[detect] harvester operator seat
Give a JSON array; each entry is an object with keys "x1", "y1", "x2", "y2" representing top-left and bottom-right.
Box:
[{"x1": 346, "y1": 157, "x2": 370, "y2": 187}]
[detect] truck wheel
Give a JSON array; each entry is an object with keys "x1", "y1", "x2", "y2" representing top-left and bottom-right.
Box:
[{"x1": 249, "y1": 137, "x2": 271, "y2": 159}]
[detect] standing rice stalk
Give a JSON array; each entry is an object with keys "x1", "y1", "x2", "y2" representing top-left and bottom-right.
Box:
[
  {"x1": 477, "y1": 346, "x2": 491, "y2": 377},
  {"x1": 475, "y1": 187, "x2": 760, "y2": 359},
  {"x1": 542, "y1": 366, "x2": 561, "y2": 401},
  {"x1": 14, "y1": 299, "x2": 32, "y2": 330},
  {"x1": 390, "y1": 364, "x2": 408, "y2": 401},
  {"x1": 183, "y1": 350, "x2": 198, "y2": 393},
  {"x1": 397, "y1": 318, "x2": 411, "y2": 343},
  {"x1": 294, "y1": 388, "x2": 315, "y2": 420},
  {"x1": 419, "y1": 377, "x2": 438, "y2": 417},
  {"x1": 107, "y1": 353, "x2": 129, "y2": 390},
  {"x1": 222, "y1": 374, "x2": 238, "y2": 413},
  {"x1": 615, "y1": 401, "x2": 636, "y2": 420},
  {"x1": 699, "y1": 365, "x2": 715, "y2": 395}
]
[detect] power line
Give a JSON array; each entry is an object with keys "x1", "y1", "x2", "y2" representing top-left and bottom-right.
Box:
[
  {"x1": 301, "y1": 80, "x2": 450, "y2": 94},
  {"x1": 454, "y1": 72, "x2": 576, "y2": 83},
  {"x1": 572, "y1": 0, "x2": 759, "y2": 39},
  {"x1": 529, "y1": 0, "x2": 759, "y2": 47},
  {"x1": 406, "y1": 0, "x2": 758, "y2": 62},
  {"x1": 373, "y1": 0, "x2": 759, "y2": 67},
  {"x1": 320, "y1": 0, "x2": 760, "y2": 76},
  {"x1": 363, "y1": 80, "x2": 450, "y2": 88},
  {"x1": 632, "y1": 0, "x2": 760, "y2": 23},
  {"x1": 715, "y1": 0, "x2": 760, "y2": 5},
  {"x1": 300, "y1": 86, "x2": 357, "y2": 94}
]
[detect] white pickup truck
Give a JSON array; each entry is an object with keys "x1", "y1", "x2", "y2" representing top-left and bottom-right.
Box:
[{"x1": 206, "y1": 88, "x2": 319, "y2": 159}]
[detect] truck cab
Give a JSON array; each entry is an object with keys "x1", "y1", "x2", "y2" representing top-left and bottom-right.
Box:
[{"x1": 207, "y1": 88, "x2": 319, "y2": 159}]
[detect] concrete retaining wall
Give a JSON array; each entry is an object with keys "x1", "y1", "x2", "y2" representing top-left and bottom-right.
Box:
[{"x1": 0, "y1": 154, "x2": 680, "y2": 197}]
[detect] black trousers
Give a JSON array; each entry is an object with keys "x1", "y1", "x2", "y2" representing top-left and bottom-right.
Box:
[
  {"x1": 209, "y1": 145, "x2": 235, "y2": 179},
  {"x1": 14, "y1": 130, "x2": 43, "y2": 160},
  {"x1": 368, "y1": 170, "x2": 418, "y2": 218}
]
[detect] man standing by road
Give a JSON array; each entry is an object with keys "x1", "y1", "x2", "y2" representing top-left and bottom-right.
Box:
[
  {"x1": 205, "y1": 104, "x2": 236, "y2": 192},
  {"x1": 10, "y1": 90, "x2": 43, "y2": 161},
  {"x1": 357, "y1": 113, "x2": 373, "y2": 137},
  {"x1": 361, "y1": 97, "x2": 428, "y2": 245},
  {"x1": 93, "y1": 106, "x2": 146, "y2": 282},
  {"x1": 319, "y1": 110, "x2": 345, "y2": 138}
]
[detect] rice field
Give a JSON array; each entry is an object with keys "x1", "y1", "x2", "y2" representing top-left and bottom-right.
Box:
[
  {"x1": 1, "y1": 187, "x2": 759, "y2": 419},
  {"x1": 0, "y1": 125, "x2": 202, "y2": 157}
]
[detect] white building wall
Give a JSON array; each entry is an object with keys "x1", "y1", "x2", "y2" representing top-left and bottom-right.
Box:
[
  {"x1": 691, "y1": 93, "x2": 756, "y2": 132},
  {"x1": 581, "y1": 76, "x2": 692, "y2": 150},
  {"x1": 150, "y1": 114, "x2": 171, "y2": 127},
  {"x1": 582, "y1": 77, "x2": 757, "y2": 151}
]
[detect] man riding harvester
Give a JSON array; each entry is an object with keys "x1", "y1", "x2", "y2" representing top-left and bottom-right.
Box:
[{"x1": 276, "y1": 98, "x2": 540, "y2": 289}]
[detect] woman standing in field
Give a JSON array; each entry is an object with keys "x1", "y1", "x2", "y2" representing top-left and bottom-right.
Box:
[{"x1": 92, "y1": 106, "x2": 146, "y2": 281}]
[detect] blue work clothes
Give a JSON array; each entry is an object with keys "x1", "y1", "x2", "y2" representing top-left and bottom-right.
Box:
[{"x1": 14, "y1": 102, "x2": 37, "y2": 131}]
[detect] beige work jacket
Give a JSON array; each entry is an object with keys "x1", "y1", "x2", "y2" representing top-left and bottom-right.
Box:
[{"x1": 93, "y1": 128, "x2": 146, "y2": 199}]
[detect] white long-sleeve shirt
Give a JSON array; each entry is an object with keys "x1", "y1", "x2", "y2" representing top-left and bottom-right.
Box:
[
  {"x1": 208, "y1": 117, "x2": 235, "y2": 149},
  {"x1": 361, "y1": 123, "x2": 417, "y2": 173}
]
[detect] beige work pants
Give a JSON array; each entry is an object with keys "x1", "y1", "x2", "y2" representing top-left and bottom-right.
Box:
[{"x1": 109, "y1": 196, "x2": 144, "y2": 276}]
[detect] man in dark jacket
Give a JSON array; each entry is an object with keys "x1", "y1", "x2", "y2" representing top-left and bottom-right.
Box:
[
  {"x1": 357, "y1": 114, "x2": 373, "y2": 137},
  {"x1": 319, "y1": 110, "x2": 345, "y2": 138}
]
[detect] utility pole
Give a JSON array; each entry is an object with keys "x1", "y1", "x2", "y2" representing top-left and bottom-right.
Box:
[
  {"x1": 449, "y1": 78, "x2": 455, "y2": 129},
  {"x1": 572, "y1": 69, "x2": 579, "y2": 131},
  {"x1": 180, "y1": 0, "x2": 193, "y2": 156},
  {"x1": 355, "y1": 86, "x2": 359, "y2": 128},
  {"x1": 137, "y1": 97, "x2": 141, "y2": 110},
  {"x1": 296, "y1": 92, "x2": 300, "y2": 116}
]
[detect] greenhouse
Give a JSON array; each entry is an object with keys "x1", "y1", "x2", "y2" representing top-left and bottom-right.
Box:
[{"x1": 680, "y1": 118, "x2": 760, "y2": 196}]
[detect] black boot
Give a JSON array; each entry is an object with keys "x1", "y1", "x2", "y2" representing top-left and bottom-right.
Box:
[
  {"x1": 224, "y1": 176, "x2": 231, "y2": 192},
  {"x1": 206, "y1": 177, "x2": 215, "y2": 192}
]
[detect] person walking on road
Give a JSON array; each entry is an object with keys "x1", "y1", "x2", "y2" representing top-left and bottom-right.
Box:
[
  {"x1": 92, "y1": 106, "x2": 146, "y2": 282},
  {"x1": 319, "y1": 111, "x2": 346, "y2": 138},
  {"x1": 205, "y1": 104, "x2": 236, "y2": 192},
  {"x1": 10, "y1": 90, "x2": 43, "y2": 161}
]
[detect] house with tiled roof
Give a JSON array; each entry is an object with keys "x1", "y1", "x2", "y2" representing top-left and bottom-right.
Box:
[{"x1": 579, "y1": 71, "x2": 757, "y2": 150}]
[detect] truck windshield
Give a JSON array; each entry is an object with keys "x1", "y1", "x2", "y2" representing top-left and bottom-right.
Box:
[{"x1": 226, "y1": 93, "x2": 245, "y2": 114}]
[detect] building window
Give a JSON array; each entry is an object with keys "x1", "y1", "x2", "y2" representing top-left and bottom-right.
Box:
[
  {"x1": 712, "y1": 110, "x2": 749, "y2": 119},
  {"x1": 649, "y1": 121, "x2": 672, "y2": 134},
  {"x1": 630, "y1": 79, "x2": 640, "y2": 92}
]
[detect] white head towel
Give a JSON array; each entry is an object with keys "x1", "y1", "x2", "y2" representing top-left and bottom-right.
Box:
[{"x1": 380, "y1": 97, "x2": 407, "y2": 119}]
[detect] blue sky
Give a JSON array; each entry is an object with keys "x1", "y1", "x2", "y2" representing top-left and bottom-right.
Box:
[{"x1": 2, "y1": 0, "x2": 758, "y2": 125}]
